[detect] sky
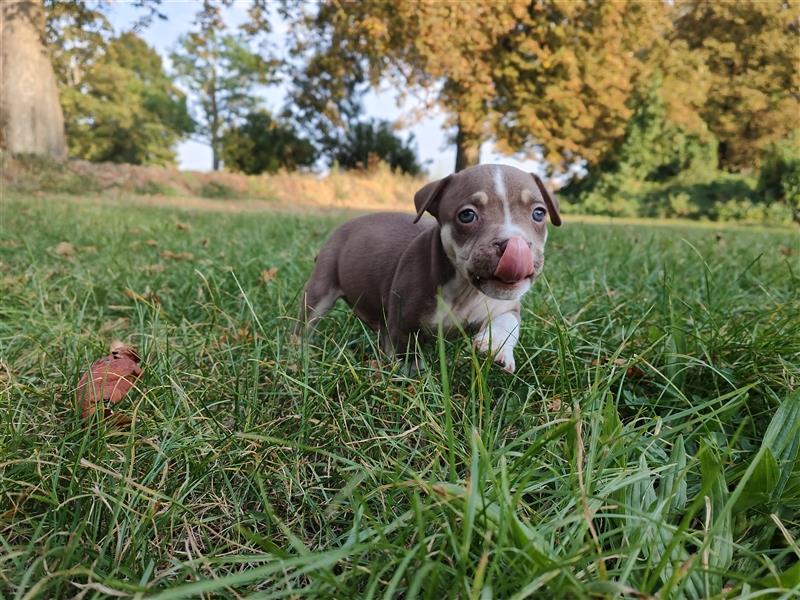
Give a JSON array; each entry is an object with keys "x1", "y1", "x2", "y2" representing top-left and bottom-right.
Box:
[{"x1": 107, "y1": 0, "x2": 542, "y2": 179}]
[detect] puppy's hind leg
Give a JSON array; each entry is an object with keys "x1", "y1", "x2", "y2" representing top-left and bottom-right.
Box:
[{"x1": 295, "y1": 254, "x2": 342, "y2": 340}]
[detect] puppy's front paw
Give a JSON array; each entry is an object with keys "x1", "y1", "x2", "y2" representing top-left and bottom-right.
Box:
[
  {"x1": 494, "y1": 347, "x2": 515, "y2": 373},
  {"x1": 474, "y1": 336, "x2": 516, "y2": 373}
]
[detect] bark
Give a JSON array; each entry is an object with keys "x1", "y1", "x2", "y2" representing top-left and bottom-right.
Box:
[
  {"x1": 454, "y1": 117, "x2": 480, "y2": 172},
  {"x1": 0, "y1": 0, "x2": 66, "y2": 157}
]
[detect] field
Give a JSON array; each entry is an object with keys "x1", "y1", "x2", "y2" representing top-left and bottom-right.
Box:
[{"x1": 1, "y1": 190, "x2": 799, "y2": 598}]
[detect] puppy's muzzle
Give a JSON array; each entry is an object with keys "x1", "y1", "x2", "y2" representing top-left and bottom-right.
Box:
[{"x1": 492, "y1": 237, "x2": 534, "y2": 284}]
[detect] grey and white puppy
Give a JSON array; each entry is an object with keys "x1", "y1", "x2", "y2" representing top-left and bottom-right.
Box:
[{"x1": 297, "y1": 164, "x2": 561, "y2": 372}]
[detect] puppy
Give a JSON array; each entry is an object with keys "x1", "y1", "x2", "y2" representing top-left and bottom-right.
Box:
[{"x1": 297, "y1": 164, "x2": 561, "y2": 372}]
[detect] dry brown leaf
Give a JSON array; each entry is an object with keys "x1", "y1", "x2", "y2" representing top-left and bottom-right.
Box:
[
  {"x1": 75, "y1": 343, "x2": 142, "y2": 419},
  {"x1": 145, "y1": 239, "x2": 159, "y2": 247},
  {"x1": 176, "y1": 222, "x2": 190, "y2": 231},
  {"x1": 54, "y1": 241, "x2": 74, "y2": 257},
  {"x1": 591, "y1": 357, "x2": 626, "y2": 367},
  {"x1": 260, "y1": 267, "x2": 279, "y2": 284},
  {"x1": 547, "y1": 396, "x2": 562, "y2": 412},
  {"x1": 160, "y1": 250, "x2": 194, "y2": 261},
  {"x1": 99, "y1": 317, "x2": 130, "y2": 335},
  {"x1": 779, "y1": 245, "x2": 795, "y2": 257},
  {"x1": 123, "y1": 288, "x2": 144, "y2": 301},
  {"x1": 141, "y1": 263, "x2": 166, "y2": 274}
]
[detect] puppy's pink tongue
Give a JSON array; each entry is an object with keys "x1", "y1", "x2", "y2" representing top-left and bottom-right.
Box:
[{"x1": 493, "y1": 237, "x2": 533, "y2": 284}]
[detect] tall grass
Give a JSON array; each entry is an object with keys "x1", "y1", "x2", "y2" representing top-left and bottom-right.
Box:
[{"x1": 1, "y1": 193, "x2": 798, "y2": 598}]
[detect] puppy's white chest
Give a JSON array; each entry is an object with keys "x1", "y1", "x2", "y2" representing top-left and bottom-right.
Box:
[{"x1": 426, "y1": 277, "x2": 516, "y2": 332}]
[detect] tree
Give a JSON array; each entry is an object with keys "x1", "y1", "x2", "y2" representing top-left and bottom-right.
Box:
[
  {"x1": 563, "y1": 79, "x2": 718, "y2": 215},
  {"x1": 332, "y1": 119, "x2": 421, "y2": 175},
  {"x1": 285, "y1": 1, "x2": 513, "y2": 172},
  {"x1": 220, "y1": 110, "x2": 316, "y2": 174},
  {"x1": 673, "y1": 0, "x2": 800, "y2": 172},
  {"x1": 491, "y1": 1, "x2": 671, "y2": 173},
  {"x1": 757, "y1": 132, "x2": 800, "y2": 222},
  {"x1": 1, "y1": 0, "x2": 66, "y2": 157},
  {"x1": 286, "y1": 1, "x2": 671, "y2": 174},
  {"x1": 58, "y1": 32, "x2": 193, "y2": 165},
  {"x1": 171, "y1": 6, "x2": 276, "y2": 171}
]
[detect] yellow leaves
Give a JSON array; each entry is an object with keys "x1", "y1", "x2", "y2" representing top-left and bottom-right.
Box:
[
  {"x1": 53, "y1": 241, "x2": 75, "y2": 257},
  {"x1": 260, "y1": 267, "x2": 278, "y2": 285},
  {"x1": 160, "y1": 250, "x2": 194, "y2": 261}
]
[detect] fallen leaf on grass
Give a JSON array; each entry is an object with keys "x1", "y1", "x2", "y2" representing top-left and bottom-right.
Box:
[
  {"x1": 590, "y1": 356, "x2": 648, "y2": 380},
  {"x1": 161, "y1": 250, "x2": 194, "y2": 261},
  {"x1": 141, "y1": 263, "x2": 166, "y2": 274},
  {"x1": 123, "y1": 287, "x2": 161, "y2": 305},
  {"x1": 53, "y1": 241, "x2": 74, "y2": 257},
  {"x1": 145, "y1": 239, "x2": 159, "y2": 248},
  {"x1": 260, "y1": 267, "x2": 278, "y2": 284},
  {"x1": 75, "y1": 342, "x2": 142, "y2": 419},
  {"x1": 176, "y1": 222, "x2": 190, "y2": 231},
  {"x1": 779, "y1": 245, "x2": 795, "y2": 257},
  {"x1": 99, "y1": 317, "x2": 130, "y2": 335},
  {"x1": 591, "y1": 357, "x2": 627, "y2": 367}
]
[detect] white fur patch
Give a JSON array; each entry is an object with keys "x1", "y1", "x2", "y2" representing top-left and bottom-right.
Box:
[
  {"x1": 426, "y1": 276, "x2": 517, "y2": 333},
  {"x1": 494, "y1": 168, "x2": 507, "y2": 200},
  {"x1": 495, "y1": 167, "x2": 525, "y2": 239},
  {"x1": 473, "y1": 311, "x2": 520, "y2": 372}
]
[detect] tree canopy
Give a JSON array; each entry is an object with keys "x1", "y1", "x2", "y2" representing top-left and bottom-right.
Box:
[
  {"x1": 59, "y1": 32, "x2": 193, "y2": 165},
  {"x1": 171, "y1": 4, "x2": 277, "y2": 170},
  {"x1": 221, "y1": 110, "x2": 316, "y2": 174}
]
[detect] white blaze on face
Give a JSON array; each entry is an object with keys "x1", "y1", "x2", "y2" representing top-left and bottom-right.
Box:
[{"x1": 494, "y1": 167, "x2": 525, "y2": 239}]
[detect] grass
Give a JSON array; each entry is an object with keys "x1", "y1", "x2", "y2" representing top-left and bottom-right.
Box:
[{"x1": 1, "y1": 191, "x2": 799, "y2": 598}]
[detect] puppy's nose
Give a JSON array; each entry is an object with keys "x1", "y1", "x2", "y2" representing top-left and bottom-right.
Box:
[
  {"x1": 494, "y1": 239, "x2": 509, "y2": 255},
  {"x1": 494, "y1": 237, "x2": 531, "y2": 256}
]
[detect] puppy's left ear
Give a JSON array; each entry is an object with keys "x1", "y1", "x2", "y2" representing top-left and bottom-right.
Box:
[
  {"x1": 531, "y1": 174, "x2": 562, "y2": 226},
  {"x1": 413, "y1": 175, "x2": 452, "y2": 223}
]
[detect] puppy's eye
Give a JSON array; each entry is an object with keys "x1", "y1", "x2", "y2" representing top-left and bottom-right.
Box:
[
  {"x1": 458, "y1": 208, "x2": 478, "y2": 224},
  {"x1": 532, "y1": 207, "x2": 547, "y2": 223}
]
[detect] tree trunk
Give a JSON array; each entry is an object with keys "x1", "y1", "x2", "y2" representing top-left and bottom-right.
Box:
[
  {"x1": 0, "y1": 0, "x2": 66, "y2": 157},
  {"x1": 212, "y1": 142, "x2": 220, "y2": 171},
  {"x1": 454, "y1": 117, "x2": 481, "y2": 172}
]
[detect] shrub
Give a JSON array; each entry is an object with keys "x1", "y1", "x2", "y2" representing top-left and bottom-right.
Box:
[
  {"x1": 332, "y1": 120, "x2": 422, "y2": 175},
  {"x1": 221, "y1": 111, "x2": 316, "y2": 175},
  {"x1": 757, "y1": 133, "x2": 800, "y2": 223}
]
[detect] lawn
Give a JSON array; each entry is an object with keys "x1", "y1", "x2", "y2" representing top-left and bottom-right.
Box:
[{"x1": 1, "y1": 192, "x2": 799, "y2": 598}]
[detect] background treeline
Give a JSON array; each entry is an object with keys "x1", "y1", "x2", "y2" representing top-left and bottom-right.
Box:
[{"x1": 5, "y1": 0, "x2": 799, "y2": 222}]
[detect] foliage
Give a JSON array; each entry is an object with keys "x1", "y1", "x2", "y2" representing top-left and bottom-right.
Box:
[
  {"x1": 332, "y1": 119, "x2": 421, "y2": 175},
  {"x1": 673, "y1": 0, "x2": 800, "y2": 171},
  {"x1": 58, "y1": 32, "x2": 193, "y2": 165},
  {"x1": 492, "y1": 1, "x2": 671, "y2": 172},
  {"x1": 1, "y1": 193, "x2": 798, "y2": 596},
  {"x1": 171, "y1": 12, "x2": 277, "y2": 170},
  {"x1": 564, "y1": 82, "x2": 715, "y2": 216},
  {"x1": 220, "y1": 110, "x2": 316, "y2": 174},
  {"x1": 757, "y1": 132, "x2": 800, "y2": 223},
  {"x1": 286, "y1": 1, "x2": 672, "y2": 173},
  {"x1": 285, "y1": 1, "x2": 521, "y2": 170},
  {"x1": 563, "y1": 83, "x2": 797, "y2": 225}
]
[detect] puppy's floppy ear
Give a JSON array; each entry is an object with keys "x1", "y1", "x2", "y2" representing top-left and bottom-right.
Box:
[
  {"x1": 531, "y1": 174, "x2": 562, "y2": 226},
  {"x1": 413, "y1": 175, "x2": 452, "y2": 223}
]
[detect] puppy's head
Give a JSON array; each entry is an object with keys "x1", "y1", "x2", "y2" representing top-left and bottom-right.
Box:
[{"x1": 414, "y1": 164, "x2": 561, "y2": 301}]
